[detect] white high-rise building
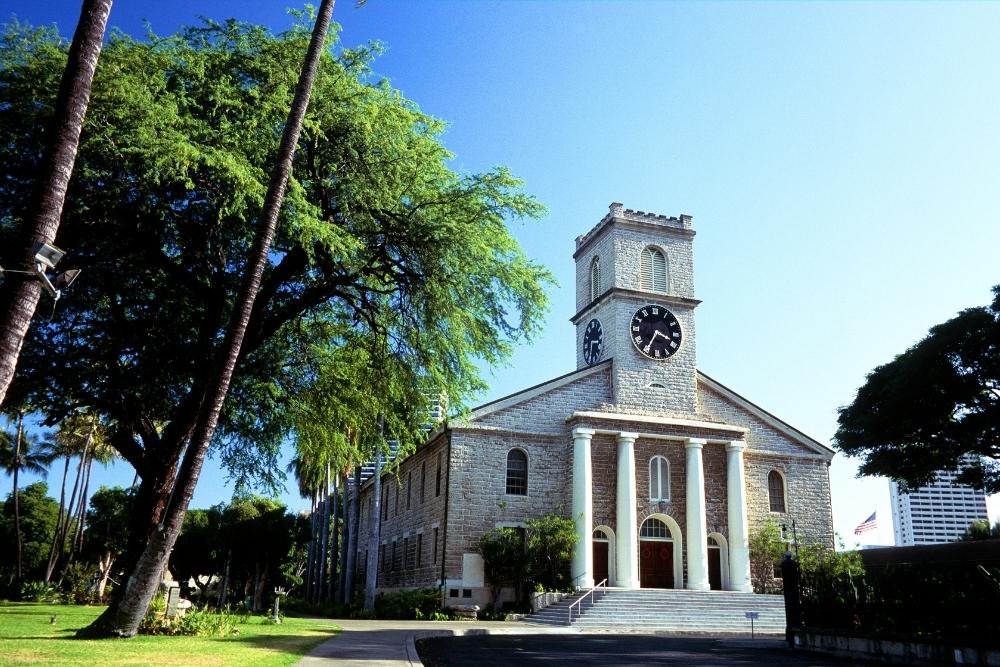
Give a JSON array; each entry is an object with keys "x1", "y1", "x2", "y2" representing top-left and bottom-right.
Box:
[{"x1": 890, "y1": 460, "x2": 989, "y2": 545}]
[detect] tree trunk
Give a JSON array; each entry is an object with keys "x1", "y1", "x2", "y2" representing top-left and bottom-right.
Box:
[
  {"x1": 0, "y1": 0, "x2": 112, "y2": 407},
  {"x1": 44, "y1": 456, "x2": 72, "y2": 582},
  {"x1": 319, "y1": 463, "x2": 330, "y2": 603},
  {"x1": 347, "y1": 465, "x2": 361, "y2": 604},
  {"x1": 305, "y1": 487, "x2": 317, "y2": 602},
  {"x1": 76, "y1": 0, "x2": 336, "y2": 637},
  {"x1": 364, "y1": 420, "x2": 384, "y2": 612},
  {"x1": 252, "y1": 561, "x2": 263, "y2": 612},
  {"x1": 328, "y1": 470, "x2": 339, "y2": 603},
  {"x1": 96, "y1": 551, "x2": 113, "y2": 601},
  {"x1": 217, "y1": 549, "x2": 231, "y2": 609},
  {"x1": 72, "y1": 449, "x2": 93, "y2": 553},
  {"x1": 338, "y1": 468, "x2": 352, "y2": 605},
  {"x1": 12, "y1": 412, "x2": 24, "y2": 582}
]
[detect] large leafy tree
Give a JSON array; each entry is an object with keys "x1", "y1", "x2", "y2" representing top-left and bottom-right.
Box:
[
  {"x1": 835, "y1": 286, "x2": 1000, "y2": 493},
  {"x1": 169, "y1": 506, "x2": 225, "y2": 602},
  {"x1": 1, "y1": 7, "x2": 550, "y2": 636},
  {"x1": 219, "y1": 496, "x2": 297, "y2": 612},
  {"x1": 0, "y1": 482, "x2": 60, "y2": 583},
  {"x1": 82, "y1": 485, "x2": 133, "y2": 600}
]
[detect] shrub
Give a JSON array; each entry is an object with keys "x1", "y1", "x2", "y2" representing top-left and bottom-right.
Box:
[
  {"x1": 374, "y1": 588, "x2": 442, "y2": 620},
  {"x1": 174, "y1": 609, "x2": 241, "y2": 636},
  {"x1": 19, "y1": 581, "x2": 62, "y2": 603},
  {"x1": 62, "y1": 562, "x2": 100, "y2": 604}
]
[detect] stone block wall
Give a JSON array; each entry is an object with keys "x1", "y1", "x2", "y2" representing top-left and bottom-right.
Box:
[
  {"x1": 354, "y1": 434, "x2": 449, "y2": 594},
  {"x1": 746, "y1": 453, "x2": 835, "y2": 547},
  {"x1": 698, "y1": 379, "x2": 834, "y2": 548},
  {"x1": 443, "y1": 430, "x2": 572, "y2": 606},
  {"x1": 470, "y1": 368, "x2": 612, "y2": 435}
]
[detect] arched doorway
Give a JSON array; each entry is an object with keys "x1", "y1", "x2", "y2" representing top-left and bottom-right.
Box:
[
  {"x1": 707, "y1": 532, "x2": 730, "y2": 591},
  {"x1": 592, "y1": 529, "x2": 609, "y2": 586},
  {"x1": 639, "y1": 517, "x2": 675, "y2": 589}
]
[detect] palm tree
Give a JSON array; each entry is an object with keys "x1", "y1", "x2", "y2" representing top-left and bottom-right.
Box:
[
  {"x1": 1, "y1": 410, "x2": 52, "y2": 582},
  {"x1": 82, "y1": 0, "x2": 338, "y2": 637},
  {"x1": 43, "y1": 411, "x2": 113, "y2": 581},
  {"x1": 0, "y1": 0, "x2": 113, "y2": 407}
]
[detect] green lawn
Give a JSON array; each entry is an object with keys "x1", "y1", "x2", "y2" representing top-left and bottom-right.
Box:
[{"x1": 0, "y1": 603, "x2": 340, "y2": 666}]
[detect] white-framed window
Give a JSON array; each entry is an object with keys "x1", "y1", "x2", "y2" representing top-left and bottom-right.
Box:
[
  {"x1": 768, "y1": 470, "x2": 787, "y2": 513},
  {"x1": 640, "y1": 517, "x2": 671, "y2": 540},
  {"x1": 506, "y1": 448, "x2": 528, "y2": 495},
  {"x1": 649, "y1": 455, "x2": 670, "y2": 501},
  {"x1": 640, "y1": 246, "x2": 668, "y2": 292},
  {"x1": 590, "y1": 256, "x2": 602, "y2": 302}
]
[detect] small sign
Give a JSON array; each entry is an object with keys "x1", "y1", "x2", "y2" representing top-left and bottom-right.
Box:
[{"x1": 745, "y1": 611, "x2": 759, "y2": 620}]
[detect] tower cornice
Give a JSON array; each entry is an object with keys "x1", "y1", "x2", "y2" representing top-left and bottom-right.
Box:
[{"x1": 570, "y1": 288, "x2": 701, "y2": 325}]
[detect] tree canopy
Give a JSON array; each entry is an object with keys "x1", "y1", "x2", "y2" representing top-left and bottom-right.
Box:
[
  {"x1": 0, "y1": 482, "x2": 60, "y2": 582},
  {"x1": 835, "y1": 286, "x2": 1000, "y2": 493},
  {"x1": 0, "y1": 13, "x2": 551, "y2": 532}
]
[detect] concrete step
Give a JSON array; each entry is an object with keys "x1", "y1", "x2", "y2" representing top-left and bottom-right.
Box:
[{"x1": 524, "y1": 588, "x2": 786, "y2": 632}]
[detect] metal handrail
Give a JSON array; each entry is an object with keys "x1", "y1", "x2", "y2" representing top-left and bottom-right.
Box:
[{"x1": 568, "y1": 578, "x2": 607, "y2": 624}]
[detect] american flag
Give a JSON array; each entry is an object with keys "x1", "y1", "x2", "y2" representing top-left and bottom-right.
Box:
[{"x1": 854, "y1": 512, "x2": 877, "y2": 535}]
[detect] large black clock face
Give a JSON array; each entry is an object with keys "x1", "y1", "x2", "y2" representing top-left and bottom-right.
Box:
[
  {"x1": 630, "y1": 305, "x2": 682, "y2": 360},
  {"x1": 582, "y1": 318, "x2": 604, "y2": 365}
]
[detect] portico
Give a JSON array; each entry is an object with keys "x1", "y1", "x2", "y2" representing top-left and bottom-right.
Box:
[{"x1": 570, "y1": 413, "x2": 753, "y2": 593}]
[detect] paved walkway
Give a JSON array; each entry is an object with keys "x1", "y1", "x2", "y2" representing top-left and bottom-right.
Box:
[{"x1": 295, "y1": 619, "x2": 576, "y2": 667}]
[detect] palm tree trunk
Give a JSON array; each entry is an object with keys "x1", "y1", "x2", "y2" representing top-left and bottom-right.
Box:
[
  {"x1": 319, "y1": 463, "x2": 330, "y2": 603},
  {"x1": 217, "y1": 549, "x2": 231, "y2": 609},
  {"x1": 0, "y1": 0, "x2": 112, "y2": 407},
  {"x1": 346, "y1": 464, "x2": 361, "y2": 603},
  {"x1": 50, "y1": 444, "x2": 86, "y2": 579},
  {"x1": 364, "y1": 418, "x2": 384, "y2": 612},
  {"x1": 305, "y1": 487, "x2": 317, "y2": 602},
  {"x1": 12, "y1": 412, "x2": 24, "y2": 582},
  {"x1": 338, "y1": 468, "x2": 352, "y2": 604},
  {"x1": 77, "y1": 3, "x2": 336, "y2": 638},
  {"x1": 328, "y1": 470, "x2": 339, "y2": 603},
  {"x1": 72, "y1": 450, "x2": 93, "y2": 553},
  {"x1": 44, "y1": 455, "x2": 72, "y2": 582}
]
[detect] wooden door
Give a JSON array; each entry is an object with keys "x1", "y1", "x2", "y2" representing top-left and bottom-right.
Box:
[
  {"x1": 708, "y1": 545, "x2": 722, "y2": 590},
  {"x1": 639, "y1": 540, "x2": 674, "y2": 589},
  {"x1": 593, "y1": 540, "x2": 609, "y2": 586}
]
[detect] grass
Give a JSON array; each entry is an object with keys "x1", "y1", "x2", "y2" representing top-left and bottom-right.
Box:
[{"x1": 0, "y1": 602, "x2": 340, "y2": 666}]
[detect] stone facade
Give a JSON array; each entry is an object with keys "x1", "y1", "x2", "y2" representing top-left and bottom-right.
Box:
[{"x1": 352, "y1": 203, "x2": 835, "y2": 608}]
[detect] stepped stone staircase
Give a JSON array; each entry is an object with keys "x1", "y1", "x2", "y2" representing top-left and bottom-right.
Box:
[{"x1": 523, "y1": 588, "x2": 786, "y2": 633}]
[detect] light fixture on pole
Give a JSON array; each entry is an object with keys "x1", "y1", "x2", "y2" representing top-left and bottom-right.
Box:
[{"x1": 0, "y1": 242, "x2": 81, "y2": 302}]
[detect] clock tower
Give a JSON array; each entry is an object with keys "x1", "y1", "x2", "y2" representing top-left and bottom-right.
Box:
[{"x1": 572, "y1": 202, "x2": 700, "y2": 415}]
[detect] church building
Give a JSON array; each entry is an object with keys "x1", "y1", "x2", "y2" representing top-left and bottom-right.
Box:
[{"x1": 354, "y1": 203, "x2": 835, "y2": 606}]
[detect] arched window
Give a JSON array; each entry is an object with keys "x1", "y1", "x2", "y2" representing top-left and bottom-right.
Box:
[
  {"x1": 768, "y1": 470, "x2": 786, "y2": 513},
  {"x1": 649, "y1": 456, "x2": 670, "y2": 500},
  {"x1": 506, "y1": 449, "x2": 528, "y2": 495},
  {"x1": 640, "y1": 246, "x2": 668, "y2": 292},
  {"x1": 639, "y1": 517, "x2": 671, "y2": 540},
  {"x1": 590, "y1": 256, "x2": 601, "y2": 302}
]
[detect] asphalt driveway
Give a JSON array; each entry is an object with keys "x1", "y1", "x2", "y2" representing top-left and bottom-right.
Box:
[{"x1": 416, "y1": 634, "x2": 879, "y2": 666}]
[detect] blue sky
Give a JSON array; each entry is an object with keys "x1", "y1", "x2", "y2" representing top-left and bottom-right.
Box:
[{"x1": 4, "y1": 1, "x2": 999, "y2": 546}]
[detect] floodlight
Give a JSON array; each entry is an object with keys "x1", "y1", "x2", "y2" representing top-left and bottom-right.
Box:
[
  {"x1": 33, "y1": 242, "x2": 65, "y2": 270},
  {"x1": 52, "y1": 269, "x2": 81, "y2": 290}
]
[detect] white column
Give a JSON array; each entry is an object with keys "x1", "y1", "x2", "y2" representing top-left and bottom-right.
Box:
[
  {"x1": 726, "y1": 440, "x2": 753, "y2": 592},
  {"x1": 615, "y1": 432, "x2": 640, "y2": 589},
  {"x1": 685, "y1": 437, "x2": 710, "y2": 591},
  {"x1": 571, "y1": 427, "x2": 595, "y2": 589}
]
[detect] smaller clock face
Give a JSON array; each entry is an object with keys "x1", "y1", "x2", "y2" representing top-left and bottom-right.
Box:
[
  {"x1": 630, "y1": 305, "x2": 682, "y2": 360},
  {"x1": 582, "y1": 318, "x2": 604, "y2": 365}
]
